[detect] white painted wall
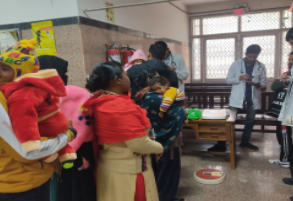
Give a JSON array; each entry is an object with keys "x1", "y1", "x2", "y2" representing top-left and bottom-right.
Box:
[
  {"x1": 187, "y1": 0, "x2": 292, "y2": 13},
  {"x1": 0, "y1": 0, "x2": 189, "y2": 42},
  {"x1": 0, "y1": 0, "x2": 79, "y2": 25},
  {"x1": 78, "y1": 0, "x2": 189, "y2": 42}
]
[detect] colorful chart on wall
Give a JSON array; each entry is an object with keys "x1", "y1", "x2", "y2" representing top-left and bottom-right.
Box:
[
  {"x1": 31, "y1": 20, "x2": 57, "y2": 56},
  {"x1": 106, "y1": 2, "x2": 115, "y2": 23},
  {"x1": 0, "y1": 30, "x2": 19, "y2": 54}
]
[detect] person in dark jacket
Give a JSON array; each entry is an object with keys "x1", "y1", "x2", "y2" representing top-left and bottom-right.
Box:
[
  {"x1": 127, "y1": 42, "x2": 178, "y2": 104},
  {"x1": 38, "y1": 55, "x2": 96, "y2": 201}
]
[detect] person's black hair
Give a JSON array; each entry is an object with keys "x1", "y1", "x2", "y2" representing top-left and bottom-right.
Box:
[
  {"x1": 155, "y1": 41, "x2": 168, "y2": 50},
  {"x1": 149, "y1": 76, "x2": 169, "y2": 87},
  {"x1": 135, "y1": 70, "x2": 158, "y2": 88},
  {"x1": 85, "y1": 61, "x2": 123, "y2": 92},
  {"x1": 38, "y1": 55, "x2": 68, "y2": 85},
  {"x1": 286, "y1": 27, "x2": 293, "y2": 42},
  {"x1": 290, "y1": 51, "x2": 293, "y2": 55},
  {"x1": 149, "y1": 42, "x2": 167, "y2": 60},
  {"x1": 246, "y1": 44, "x2": 261, "y2": 54}
]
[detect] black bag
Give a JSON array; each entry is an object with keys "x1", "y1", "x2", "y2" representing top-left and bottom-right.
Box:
[{"x1": 267, "y1": 90, "x2": 287, "y2": 119}]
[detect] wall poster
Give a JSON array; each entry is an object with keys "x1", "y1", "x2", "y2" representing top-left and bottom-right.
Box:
[
  {"x1": 0, "y1": 29, "x2": 20, "y2": 54},
  {"x1": 106, "y1": 2, "x2": 115, "y2": 23},
  {"x1": 31, "y1": 20, "x2": 57, "y2": 56}
]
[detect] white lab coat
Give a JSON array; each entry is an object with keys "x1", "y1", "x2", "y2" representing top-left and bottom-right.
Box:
[
  {"x1": 226, "y1": 59, "x2": 267, "y2": 110},
  {"x1": 278, "y1": 68, "x2": 293, "y2": 126},
  {"x1": 165, "y1": 53, "x2": 189, "y2": 92}
]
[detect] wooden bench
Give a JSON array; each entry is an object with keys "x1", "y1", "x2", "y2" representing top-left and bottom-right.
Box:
[
  {"x1": 185, "y1": 87, "x2": 231, "y2": 93},
  {"x1": 185, "y1": 83, "x2": 231, "y2": 93},
  {"x1": 185, "y1": 91, "x2": 277, "y2": 133},
  {"x1": 185, "y1": 83, "x2": 230, "y2": 87}
]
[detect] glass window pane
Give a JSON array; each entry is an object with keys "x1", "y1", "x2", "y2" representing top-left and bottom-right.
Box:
[
  {"x1": 203, "y1": 16, "x2": 238, "y2": 35},
  {"x1": 206, "y1": 38, "x2": 235, "y2": 79},
  {"x1": 193, "y1": 19, "x2": 200, "y2": 36},
  {"x1": 243, "y1": 35, "x2": 275, "y2": 78},
  {"x1": 282, "y1": 10, "x2": 292, "y2": 28},
  {"x1": 282, "y1": 31, "x2": 292, "y2": 74},
  {"x1": 192, "y1": 38, "x2": 201, "y2": 80},
  {"x1": 241, "y1": 12, "x2": 280, "y2": 32}
]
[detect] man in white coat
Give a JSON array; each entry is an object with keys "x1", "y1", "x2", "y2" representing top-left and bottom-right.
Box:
[
  {"x1": 208, "y1": 45, "x2": 266, "y2": 152},
  {"x1": 277, "y1": 27, "x2": 293, "y2": 201},
  {"x1": 278, "y1": 28, "x2": 293, "y2": 190},
  {"x1": 155, "y1": 41, "x2": 189, "y2": 92}
]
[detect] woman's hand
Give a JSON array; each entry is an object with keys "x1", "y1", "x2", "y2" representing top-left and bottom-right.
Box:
[
  {"x1": 65, "y1": 120, "x2": 77, "y2": 142},
  {"x1": 158, "y1": 112, "x2": 164, "y2": 118},
  {"x1": 68, "y1": 119, "x2": 73, "y2": 129},
  {"x1": 135, "y1": 87, "x2": 151, "y2": 99},
  {"x1": 157, "y1": 151, "x2": 164, "y2": 160}
]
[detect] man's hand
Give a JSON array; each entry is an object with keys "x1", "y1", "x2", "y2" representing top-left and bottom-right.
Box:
[
  {"x1": 169, "y1": 67, "x2": 176, "y2": 71},
  {"x1": 280, "y1": 74, "x2": 289, "y2": 79},
  {"x1": 247, "y1": 82, "x2": 261, "y2": 88},
  {"x1": 239, "y1": 74, "x2": 252, "y2": 80},
  {"x1": 279, "y1": 74, "x2": 291, "y2": 83},
  {"x1": 158, "y1": 112, "x2": 164, "y2": 118}
]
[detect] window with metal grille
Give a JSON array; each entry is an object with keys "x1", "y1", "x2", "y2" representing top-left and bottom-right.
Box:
[
  {"x1": 193, "y1": 19, "x2": 200, "y2": 36},
  {"x1": 192, "y1": 38, "x2": 201, "y2": 79},
  {"x1": 191, "y1": 9, "x2": 293, "y2": 82},
  {"x1": 202, "y1": 16, "x2": 238, "y2": 35},
  {"x1": 241, "y1": 12, "x2": 280, "y2": 32},
  {"x1": 282, "y1": 31, "x2": 292, "y2": 74},
  {"x1": 283, "y1": 10, "x2": 292, "y2": 29},
  {"x1": 206, "y1": 38, "x2": 235, "y2": 79}
]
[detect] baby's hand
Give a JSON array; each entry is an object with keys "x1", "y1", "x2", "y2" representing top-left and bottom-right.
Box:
[{"x1": 158, "y1": 112, "x2": 164, "y2": 118}]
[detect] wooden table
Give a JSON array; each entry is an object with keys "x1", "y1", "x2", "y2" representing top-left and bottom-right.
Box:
[{"x1": 184, "y1": 109, "x2": 237, "y2": 169}]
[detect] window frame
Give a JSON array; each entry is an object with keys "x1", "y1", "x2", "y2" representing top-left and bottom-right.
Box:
[{"x1": 189, "y1": 8, "x2": 292, "y2": 83}]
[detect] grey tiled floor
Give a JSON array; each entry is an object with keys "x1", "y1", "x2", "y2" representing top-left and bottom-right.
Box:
[{"x1": 178, "y1": 127, "x2": 293, "y2": 201}]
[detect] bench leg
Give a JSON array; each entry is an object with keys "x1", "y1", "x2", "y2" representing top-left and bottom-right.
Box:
[{"x1": 261, "y1": 125, "x2": 265, "y2": 131}]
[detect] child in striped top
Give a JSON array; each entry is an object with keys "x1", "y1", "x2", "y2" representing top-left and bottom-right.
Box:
[{"x1": 149, "y1": 77, "x2": 185, "y2": 118}]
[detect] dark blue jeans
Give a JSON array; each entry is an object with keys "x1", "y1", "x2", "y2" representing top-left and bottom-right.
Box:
[
  {"x1": 217, "y1": 101, "x2": 256, "y2": 147},
  {"x1": 0, "y1": 180, "x2": 50, "y2": 201},
  {"x1": 241, "y1": 101, "x2": 256, "y2": 143}
]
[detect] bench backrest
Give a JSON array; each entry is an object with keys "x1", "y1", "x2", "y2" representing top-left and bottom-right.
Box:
[
  {"x1": 185, "y1": 91, "x2": 275, "y2": 114},
  {"x1": 185, "y1": 83, "x2": 229, "y2": 87},
  {"x1": 185, "y1": 83, "x2": 232, "y2": 92}
]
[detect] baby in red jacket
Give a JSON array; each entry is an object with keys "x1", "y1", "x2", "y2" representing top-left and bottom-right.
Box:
[{"x1": 0, "y1": 39, "x2": 76, "y2": 165}]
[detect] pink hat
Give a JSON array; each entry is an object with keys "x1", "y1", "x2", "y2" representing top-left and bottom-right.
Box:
[{"x1": 124, "y1": 49, "x2": 148, "y2": 68}]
